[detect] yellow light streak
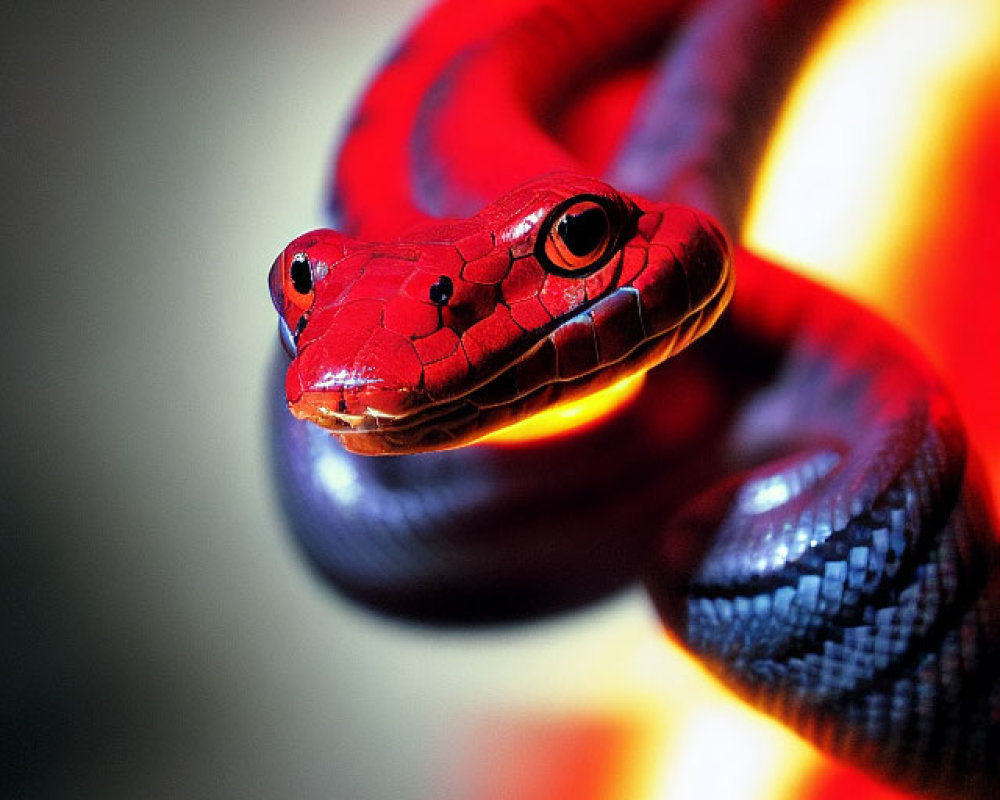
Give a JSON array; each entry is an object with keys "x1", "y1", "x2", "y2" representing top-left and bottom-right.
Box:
[
  {"x1": 745, "y1": 0, "x2": 1000, "y2": 303},
  {"x1": 481, "y1": 371, "x2": 646, "y2": 445},
  {"x1": 615, "y1": 636, "x2": 818, "y2": 800},
  {"x1": 628, "y1": 3, "x2": 998, "y2": 799}
]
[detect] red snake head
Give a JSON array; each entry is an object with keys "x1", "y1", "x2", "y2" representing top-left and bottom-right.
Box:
[{"x1": 269, "y1": 174, "x2": 733, "y2": 454}]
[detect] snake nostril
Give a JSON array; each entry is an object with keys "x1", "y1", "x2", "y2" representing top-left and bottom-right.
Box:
[
  {"x1": 295, "y1": 315, "x2": 309, "y2": 341},
  {"x1": 429, "y1": 275, "x2": 454, "y2": 306}
]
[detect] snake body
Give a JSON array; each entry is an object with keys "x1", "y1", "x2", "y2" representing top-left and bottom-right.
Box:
[{"x1": 268, "y1": 0, "x2": 1000, "y2": 795}]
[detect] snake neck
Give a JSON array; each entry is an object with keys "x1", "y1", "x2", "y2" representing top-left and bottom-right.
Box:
[{"x1": 606, "y1": 0, "x2": 842, "y2": 233}]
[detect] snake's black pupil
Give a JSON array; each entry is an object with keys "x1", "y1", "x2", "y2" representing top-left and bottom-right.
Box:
[
  {"x1": 557, "y1": 206, "x2": 607, "y2": 257},
  {"x1": 290, "y1": 256, "x2": 312, "y2": 294},
  {"x1": 429, "y1": 275, "x2": 453, "y2": 306}
]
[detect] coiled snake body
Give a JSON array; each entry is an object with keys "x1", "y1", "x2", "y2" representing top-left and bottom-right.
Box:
[{"x1": 268, "y1": 0, "x2": 1000, "y2": 795}]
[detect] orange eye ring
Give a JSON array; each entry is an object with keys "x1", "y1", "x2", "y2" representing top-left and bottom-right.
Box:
[
  {"x1": 536, "y1": 195, "x2": 621, "y2": 277},
  {"x1": 284, "y1": 252, "x2": 315, "y2": 312}
]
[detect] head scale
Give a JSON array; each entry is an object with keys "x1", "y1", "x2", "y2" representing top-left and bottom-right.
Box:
[{"x1": 269, "y1": 173, "x2": 732, "y2": 454}]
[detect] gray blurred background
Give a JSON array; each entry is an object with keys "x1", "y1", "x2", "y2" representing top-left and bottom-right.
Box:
[{"x1": 2, "y1": 2, "x2": 680, "y2": 797}]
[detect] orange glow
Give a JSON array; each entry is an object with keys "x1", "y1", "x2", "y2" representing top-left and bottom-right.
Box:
[
  {"x1": 656, "y1": 2, "x2": 1000, "y2": 798},
  {"x1": 481, "y1": 372, "x2": 646, "y2": 445},
  {"x1": 627, "y1": 2, "x2": 1000, "y2": 799},
  {"x1": 626, "y1": 636, "x2": 816, "y2": 800},
  {"x1": 745, "y1": 0, "x2": 1000, "y2": 296},
  {"x1": 747, "y1": 0, "x2": 1000, "y2": 508},
  {"x1": 626, "y1": 636, "x2": 915, "y2": 800}
]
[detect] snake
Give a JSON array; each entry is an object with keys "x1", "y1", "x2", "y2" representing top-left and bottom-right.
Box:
[{"x1": 266, "y1": 0, "x2": 1000, "y2": 795}]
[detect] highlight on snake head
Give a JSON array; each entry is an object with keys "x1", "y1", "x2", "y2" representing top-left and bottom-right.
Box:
[{"x1": 268, "y1": 173, "x2": 734, "y2": 455}]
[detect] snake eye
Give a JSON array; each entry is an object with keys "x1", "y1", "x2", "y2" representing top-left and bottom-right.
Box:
[
  {"x1": 285, "y1": 252, "x2": 315, "y2": 312},
  {"x1": 536, "y1": 196, "x2": 619, "y2": 276}
]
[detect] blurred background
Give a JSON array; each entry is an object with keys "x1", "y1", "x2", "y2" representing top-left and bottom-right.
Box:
[{"x1": 3, "y1": 1, "x2": 998, "y2": 798}]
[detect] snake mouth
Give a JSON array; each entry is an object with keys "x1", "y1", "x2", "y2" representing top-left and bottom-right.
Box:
[{"x1": 294, "y1": 254, "x2": 734, "y2": 455}]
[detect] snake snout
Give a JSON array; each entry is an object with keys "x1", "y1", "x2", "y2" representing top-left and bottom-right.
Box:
[{"x1": 286, "y1": 323, "x2": 432, "y2": 430}]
